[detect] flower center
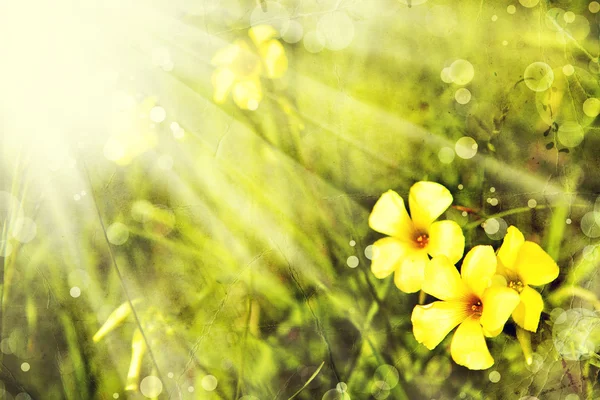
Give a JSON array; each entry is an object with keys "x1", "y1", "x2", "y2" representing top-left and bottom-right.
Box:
[
  {"x1": 232, "y1": 49, "x2": 261, "y2": 77},
  {"x1": 414, "y1": 232, "x2": 429, "y2": 248},
  {"x1": 508, "y1": 280, "x2": 525, "y2": 293},
  {"x1": 467, "y1": 297, "x2": 483, "y2": 316}
]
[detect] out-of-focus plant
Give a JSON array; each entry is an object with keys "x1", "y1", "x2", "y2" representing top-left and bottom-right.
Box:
[{"x1": 211, "y1": 25, "x2": 288, "y2": 110}]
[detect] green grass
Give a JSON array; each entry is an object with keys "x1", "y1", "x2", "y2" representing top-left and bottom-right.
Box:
[{"x1": 1, "y1": 0, "x2": 600, "y2": 399}]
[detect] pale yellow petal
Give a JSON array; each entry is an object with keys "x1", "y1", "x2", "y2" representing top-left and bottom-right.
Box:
[
  {"x1": 368, "y1": 190, "x2": 414, "y2": 240},
  {"x1": 394, "y1": 249, "x2": 428, "y2": 293},
  {"x1": 512, "y1": 286, "x2": 544, "y2": 332},
  {"x1": 497, "y1": 225, "x2": 525, "y2": 270},
  {"x1": 450, "y1": 316, "x2": 494, "y2": 370},
  {"x1": 408, "y1": 181, "x2": 453, "y2": 230},
  {"x1": 422, "y1": 256, "x2": 469, "y2": 301},
  {"x1": 412, "y1": 301, "x2": 466, "y2": 350},
  {"x1": 514, "y1": 242, "x2": 559, "y2": 286},
  {"x1": 212, "y1": 68, "x2": 236, "y2": 103},
  {"x1": 460, "y1": 245, "x2": 497, "y2": 298},
  {"x1": 427, "y1": 220, "x2": 465, "y2": 264},
  {"x1": 370, "y1": 237, "x2": 410, "y2": 279},
  {"x1": 125, "y1": 328, "x2": 147, "y2": 391},
  {"x1": 260, "y1": 40, "x2": 288, "y2": 79},
  {"x1": 93, "y1": 300, "x2": 139, "y2": 342},
  {"x1": 249, "y1": 24, "x2": 279, "y2": 46},
  {"x1": 232, "y1": 79, "x2": 263, "y2": 110},
  {"x1": 480, "y1": 286, "x2": 520, "y2": 336},
  {"x1": 211, "y1": 43, "x2": 240, "y2": 66}
]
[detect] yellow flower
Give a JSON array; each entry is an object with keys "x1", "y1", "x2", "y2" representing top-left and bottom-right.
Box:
[
  {"x1": 411, "y1": 246, "x2": 520, "y2": 370},
  {"x1": 104, "y1": 96, "x2": 159, "y2": 166},
  {"x1": 211, "y1": 25, "x2": 288, "y2": 110},
  {"x1": 495, "y1": 226, "x2": 559, "y2": 332},
  {"x1": 368, "y1": 181, "x2": 465, "y2": 293}
]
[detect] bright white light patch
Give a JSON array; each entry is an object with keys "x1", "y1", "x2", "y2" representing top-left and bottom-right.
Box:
[
  {"x1": 150, "y1": 106, "x2": 166, "y2": 123},
  {"x1": 201, "y1": 375, "x2": 218, "y2": 391},
  {"x1": 140, "y1": 376, "x2": 163, "y2": 398}
]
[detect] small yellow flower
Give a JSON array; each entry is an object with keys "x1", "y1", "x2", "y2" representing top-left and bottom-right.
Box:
[
  {"x1": 211, "y1": 25, "x2": 288, "y2": 110},
  {"x1": 411, "y1": 246, "x2": 520, "y2": 370},
  {"x1": 104, "y1": 96, "x2": 160, "y2": 166},
  {"x1": 368, "y1": 181, "x2": 465, "y2": 293},
  {"x1": 495, "y1": 226, "x2": 559, "y2": 332}
]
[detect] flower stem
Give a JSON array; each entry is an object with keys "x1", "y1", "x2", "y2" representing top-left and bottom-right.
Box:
[
  {"x1": 548, "y1": 285, "x2": 600, "y2": 310},
  {"x1": 463, "y1": 203, "x2": 588, "y2": 230}
]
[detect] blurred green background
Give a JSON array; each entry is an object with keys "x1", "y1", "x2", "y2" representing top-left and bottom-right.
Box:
[{"x1": 2, "y1": 0, "x2": 600, "y2": 399}]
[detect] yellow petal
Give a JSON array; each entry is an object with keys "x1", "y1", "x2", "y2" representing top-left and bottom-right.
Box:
[
  {"x1": 412, "y1": 301, "x2": 466, "y2": 350},
  {"x1": 232, "y1": 79, "x2": 263, "y2": 110},
  {"x1": 260, "y1": 40, "x2": 288, "y2": 79},
  {"x1": 394, "y1": 249, "x2": 428, "y2": 293},
  {"x1": 212, "y1": 68, "x2": 236, "y2": 103},
  {"x1": 450, "y1": 316, "x2": 494, "y2": 370},
  {"x1": 497, "y1": 226, "x2": 524, "y2": 270},
  {"x1": 494, "y1": 261, "x2": 515, "y2": 281},
  {"x1": 93, "y1": 299, "x2": 141, "y2": 342},
  {"x1": 480, "y1": 286, "x2": 520, "y2": 336},
  {"x1": 249, "y1": 24, "x2": 279, "y2": 46},
  {"x1": 125, "y1": 328, "x2": 147, "y2": 391},
  {"x1": 368, "y1": 190, "x2": 414, "y2": 240},
  {"x1": 370, "y1": 237, "x2": 410, "y2": 279},
  {"x1": 408, "y1": 181, "x2": 453, "y2": 230},
  {"x1": 514, "y1": 242, "x2": 559, "y2": 286},
  {"x1": 461, "y1": 245, "x2": 497, "y2": 298},
  {"x1": 491, "y1": 273, "x2": 508, "y2": 287},
  {"x1": 422, "y1": 256, "x2": 469, "y2": 301},
  {"x1": 427, "y1": 220, "x2": 465, "y2": 264},
  {"x1": 211, "y1": 43, "x2": 240, "y2": 66},
  {"x1": 512, "y1": 285, "x2": 544, "y2": 332}
]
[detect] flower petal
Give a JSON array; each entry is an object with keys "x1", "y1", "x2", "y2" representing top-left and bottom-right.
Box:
[
  {"x1": 260, "y1": 40, "x2": 288, "y2": 79},
  {"x1": 412, "y1": 301, "x2": 466, "y2": 350},
  {"x1": 408, "y1": 181, "x2": 453, "y2": 230},
  {"x1": 461, "y1": 245, "x2": 497, "y2": 298},
  {"x1": 514, "y1": 242, "x2": 559, "y2": 286},
  {"x1": 497, "y1": 226, "x2": 524, "y2": 271},
  {"x1": 368, "y1": 190, "x2": 414, "y2": 240},
  {"x1": 512, "y1": 286, "x2": 544, "y2": 332},
  {"x1": 211, "y1": 43, "x2": 240, "y2": 66},
  {"x1": 450, "y1": 316, "x2": 494, "y2": 370},
  {"x1": 427, "y1": 220, "x2": 465, "y2": 264},
  {"x1": 480, "y1": 286, "x2": 521, "y2": 336},
  {"x1": 370, "y1": 237, "x2": 410, "y2": 279},
  {"x1": 249, "y1": 25, "x2": 279, "y2": 46},
  {"x1": 422, "y1": 256, "x2": 469, "y2": 301},
  {"x1": 212, "y1": 68, "x2": 236, "y2": 103},
  {"x1": 232, "y1": 79, "x2": 263, "y2": 110},
  {"x1": 394, "y1": 250, "x2": 428, "y2": 293}
]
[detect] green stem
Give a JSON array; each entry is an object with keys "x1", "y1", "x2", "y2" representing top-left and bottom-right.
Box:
[
  {"x1": 365, "y1": 337, "x2": 409, "y2": 400},
  {"x1": 548, "y1": 286, "x2": 600, "y2": 310},
  {"x1": 287, "y1": 361, "x2": 325, "y2": 400},
  {"x1": 464, "y1": 204, "x2": 588, "y2": 230},
  {"x1": 235, "y1": 295, "x2": 252, "y2": 399}
]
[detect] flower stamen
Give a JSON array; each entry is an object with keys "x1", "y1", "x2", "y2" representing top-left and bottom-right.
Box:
[
  {"x1": 508, "y1": 280, "x2": 524, "y2": 293},
  {"x1": 468, "y1": 298, "x2": 483, "y2": 316},
  {"x1": 414, "y1": 233, "x2": 429, "y2": 248}
]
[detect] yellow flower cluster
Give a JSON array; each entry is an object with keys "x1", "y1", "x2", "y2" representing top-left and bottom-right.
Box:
[
  {"x1": 369, "y1": 182, "x2": 559, "y2": 370},
  {"x1": 211, "y1": 25, "x2": 288, "y2": 110}
]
